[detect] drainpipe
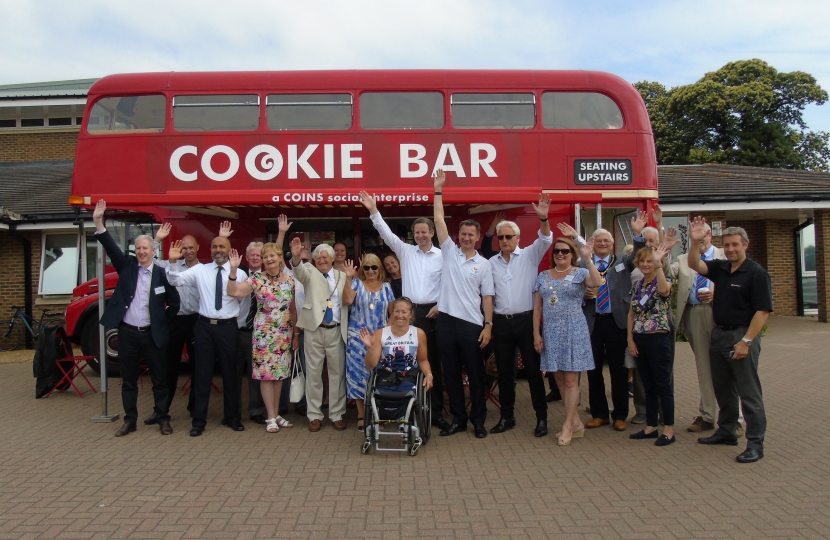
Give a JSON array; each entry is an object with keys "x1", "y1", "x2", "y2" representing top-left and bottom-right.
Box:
[{"x1": 8, "y1": 223, "x2": 34, "y2": 349}]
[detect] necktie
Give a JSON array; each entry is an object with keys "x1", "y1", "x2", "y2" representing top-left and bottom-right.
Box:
[
  {"x1": 323, "y1": 273, "x2": 334, "y2": 324},
  {"x1": 596, "y1": 259, "x2": 610, "y2": 313},
  {"x1": 215, "y1": 266, "x2": 224, "y2": 311},
  {"x1": 246, "y1": 290, "x2": 257, "y2": 330},
  {"x1": 694, "y1": 254, "x2": 709, "y2": 299}
]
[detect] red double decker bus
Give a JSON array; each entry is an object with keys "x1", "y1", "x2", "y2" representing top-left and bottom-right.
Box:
[{"x1": 67, "y1": 69, "x2": 657, "y2": 371}]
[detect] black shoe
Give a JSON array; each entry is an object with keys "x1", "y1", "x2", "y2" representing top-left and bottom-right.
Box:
[
  {"x1": 534, "y1": 419, "x2": 548, "y2": 438},
  {"x1": 545, "y1": 389, "x2": 562, "y2": 402},
  {"x1": 439, "y1": 423, "x2": 467, "y2": 436},
  {"x1": 189, "y1": 427, "x2": 204, "y2": 437},
  {"x1": 489, "y1": 418, "x2": 516, "y2": 434},
  {"x1": 249, "y1": 414, "x2": 267, "y2": 425},
  {"x1": 654, "y1": 434, "x2": 676, "y2": 446},
  {"x1": 736, "y1": 448, "x2": 764, "y2": 463},
  {"x1": 698, "y1": 434, "x2": 739, "y2": 446},
  {"x1": 474, "y1": 424, "x2": 488, "y2": 439},
  {"x1": 630, "y1": 429, "x2": 659, "y2": 440},
  {"x1": 143, "y1": 412, "x2": 161, "y2": 426},
  {"x1": 432, "y1": 417, "x2": 451, "y2": 430},
  {"x1": 221, "y1": 419, "x2": 245, "y2": 431}
]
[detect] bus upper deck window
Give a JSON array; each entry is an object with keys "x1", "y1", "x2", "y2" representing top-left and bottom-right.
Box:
[
  {"x1": 173, "y1": 94, "x2": 259, "y2": 132},
  {"x1": 267, "y1": 94, "x2": 352, "y2": 130},
  {"x1": 451, "y1": 93, "x2": 535, "y2": 129},
  {"x1": 360, "y1": 92, "x2": 443, "y2": 130},
  {"x1": 542, "y1": 92, "x2": 624, "y2": 129},
  {"x1": 87, "y1": 95, "x2": 166, "y2": 134}
]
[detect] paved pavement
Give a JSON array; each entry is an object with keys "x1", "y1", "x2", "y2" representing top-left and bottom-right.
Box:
[{"x1": 1, "y1": 315, "x2": 829, "y2": 539}]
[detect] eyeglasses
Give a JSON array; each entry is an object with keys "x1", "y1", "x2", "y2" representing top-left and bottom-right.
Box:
[
  {"x1": 497, "y1": 235, "x2": 516, "y2": 241},
  {"x1": 552, "y1": 248, "x2": 572, "y2": 255},
  {"x1": 363, "y1": 265, "x2": 379, "y2": 271}
]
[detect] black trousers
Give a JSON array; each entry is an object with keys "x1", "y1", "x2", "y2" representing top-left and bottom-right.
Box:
[
  {"x1": 238, "y1": 329, "x2": 265, "y2": 418},
  {"x1": 118, "y1": 324, "x2": 169, "y2": 425},
  {"x1": 632, "y1": 332, "x2": 674, "y2": 427},
  {"x1": 413, "y1": 305, "x2": 444, "y2": 421},
  {"x1": 164, "y1": 313, "x2": 198, "y2": 411},
  {"x1": 192, "y1": 319, "x2": 240, "y2": 429},
  {"x1": 492, "y1": 312, "x2": 547, "y2": 421},
  {"x1": 436, "y1": 312, "x2": 486, "y2": 427},
  {"x1": 709, "y1": 326, "x2": 766, "y2": 450},
  {"x1": 587, "y1": 315, "x2": 629, "y2": 421}
]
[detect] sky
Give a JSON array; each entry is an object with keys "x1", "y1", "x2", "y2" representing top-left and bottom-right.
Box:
[{"x1": 2, "y1": 0, "x2": 829, "y2": 131}]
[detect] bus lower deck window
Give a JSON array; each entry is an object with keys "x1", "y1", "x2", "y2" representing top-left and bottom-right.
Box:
[
  {"x1": 360, "y1": 92, "x2": 443, "y2": 129},
  {"x1": 173, "y1": 94, "x2": 259, "y2": 132},
  {"x1": 451, "y1": 93, "x2": 535, "y2": 129},
  {"x1": 267, "y1": 94, "x2": 352, "y2": 130},
  {"x1": 542, "y1": 92, "x2": 624, "y2": 129},
  {"x1": 87, "y1": 95, "x2": 166, "y2": 133}
]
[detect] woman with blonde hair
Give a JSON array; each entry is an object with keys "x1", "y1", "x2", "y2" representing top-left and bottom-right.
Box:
[
  {"x1": 228, "y1": 243, "x2": 296, "y2": 434},
  {"x1": 343, "y1": 253, "x2": 395, "y2": 430}
]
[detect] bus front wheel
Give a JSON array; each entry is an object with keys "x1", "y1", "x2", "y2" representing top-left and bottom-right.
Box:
[{"x1": 81, "y1": 318, "x2": 121, "y2": 377}]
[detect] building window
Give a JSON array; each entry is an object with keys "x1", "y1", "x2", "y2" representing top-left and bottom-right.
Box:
[
  {"x1": 451, "y1": 93, "x2": 535, "y2": 129},
  {"x1": 360, "y1": 92, "x2": 443, "y2": 129},
  {"x1": 40, "y1": 233, "x2": 79, "y2": 295},
  {"x1": 0, "y1": 119, "x2": 15, "y2": 128},
  {"x1": 48, "y1": 117, "x2": 73, "y2": 127},
  {"x1": 21, "y1": 118, "x2": 45, "y2": 128}
]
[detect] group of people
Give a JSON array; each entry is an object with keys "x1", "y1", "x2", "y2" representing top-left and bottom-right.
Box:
[{"x1": 95, "y1": 169, "x2": 772, "y2": 463}]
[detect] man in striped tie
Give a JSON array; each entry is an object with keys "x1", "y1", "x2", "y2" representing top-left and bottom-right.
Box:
[{"x1": 670, "y1": 221, "x2": 725, "y2": 433}]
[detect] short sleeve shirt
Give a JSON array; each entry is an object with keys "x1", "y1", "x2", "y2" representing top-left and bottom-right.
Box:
[
  {"x1": 437, "y1": 236, "x2": 495, "y2": 325},
  {"x1": 704, "y1": 258, "x2": 773, "y2": 326}
]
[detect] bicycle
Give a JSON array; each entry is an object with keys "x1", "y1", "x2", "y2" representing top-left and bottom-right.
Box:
[{"x1": 0, "y1": 306, "x2": 66, "y2": 352}]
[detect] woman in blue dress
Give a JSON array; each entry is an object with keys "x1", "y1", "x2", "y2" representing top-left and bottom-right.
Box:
[
  {"x1": 533, "y1": 236, "x2": 603, "y2": 446},
  {"x1": 343, "y1": 253, "x2": 395, "y2": 430}
]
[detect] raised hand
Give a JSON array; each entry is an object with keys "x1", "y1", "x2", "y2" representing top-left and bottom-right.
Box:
[
  {"x1": 663, "y1": 227, "x2": 681, "y2": 250},
  {"x1": 92, "y1": 199, "x2": 107, "y2": 225},
  {"x1": 532, "y1": 193, "x2": 551, "y2": 220},
  {"x1": 433, "y1": 169, "x2": 446, "y2": 191},
  {"x1": 689, "y1": 216, "x2": 709, "y2": 242},
  {"x1": 229, "y1": 248, "x2": 243, "y2": 269},
  {"x1": 651, "y1": 203, "x2": 663, "y2": 226},
  {"x1": 358, "y1": 190, "x2": 378, "y2": 214},
  {"x1": 344, "y1": 259, "x2": 356, "y2": 279},
  {"x1": 487, "y1": 211, "x2": 506, "y2": 235},
  {"x1": 219, "y1": 221, "x2": 233, "y2": 238},
  {"x1": 154, "y1": 222, "x2": 172, "y2": 242},
  {"x1": 652, "y1": 243, "x2": 669, "y2": 262},
  {"x1": 556, "y1": 222, "x2": 578, "y2": 239},
  {"x1": 358, "y1": 327, "x2": 375, "y2": 349},
  {"x1": 578, "y1": 236, "x2": 594, "y2": 261},
  {"x1": 169, "y1": 240, "x2": 183, "y2": 262},
  {"x1": 631, "y1": 210, "x2": 648, "y2": 236},
  {"x1": 278, "y1": 214, "x2": 292, "y2": 233},
  {"x1": 290, "y1": 237, "x2": 303, "y2": 260}
]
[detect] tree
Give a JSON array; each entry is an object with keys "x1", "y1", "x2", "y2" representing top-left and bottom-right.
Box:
[{"x1": 634, "y1": 59, "x2": 830, "y2": 171}]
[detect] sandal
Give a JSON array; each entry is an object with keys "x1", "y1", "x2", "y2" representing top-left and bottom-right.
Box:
[
  {"x1": 266, "y1": 418, "x2": 279, "y2": 433},
  {"x1": 356, "y1": 417, "x2": 364, "y2": 431},
  {"x1": 275, "y1": 416, "x2": 294, "y2": 428}
]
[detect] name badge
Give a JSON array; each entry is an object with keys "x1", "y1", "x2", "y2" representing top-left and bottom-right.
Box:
[
  {"x1": 639, "y1": 295, "x2": 649, "y2": 306},
  {"x1": 615, "y1": 263, "x2": 626, "y2": 272},
  {"x1": 502, "y1": 273, "x2": 512, "y2": 283},
  {"x1": 564, "y1": 274, "x2": 575, "y2": 282},
  {"x1": 154, "y1": 286, "x2": 165, "y2": 295}
]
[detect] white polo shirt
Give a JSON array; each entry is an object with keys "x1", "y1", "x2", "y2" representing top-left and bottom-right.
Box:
[
  {"x1": 490, "y1": 230, "x2": 552, "y2": 315},
  {"x1": 437, "y1": 236, "x2": 494, "y2": 326}
]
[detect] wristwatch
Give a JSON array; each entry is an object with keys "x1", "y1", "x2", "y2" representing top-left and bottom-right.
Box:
[
  {"x1": 741, "y1": 337, "x2": 752, "y2": 346},
  {"x1": 484, "y1": 321, "x2": 493, "y2": 327}
]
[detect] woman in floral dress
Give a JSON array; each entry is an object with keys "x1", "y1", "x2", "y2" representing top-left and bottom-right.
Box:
[
  {"x1": 343, "y1": 253, "x2": 395, "y2": 430},
  {"x1": 228, "y1": 243, "x2": 296, "y2": 434},
  {"x1": 533, "y1": 237, "x2": 603, "y2": 446}
]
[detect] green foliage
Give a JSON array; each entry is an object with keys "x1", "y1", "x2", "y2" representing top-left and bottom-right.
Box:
[{"x1": 634, "y1": 59, "x2": 830, "y2": 171}]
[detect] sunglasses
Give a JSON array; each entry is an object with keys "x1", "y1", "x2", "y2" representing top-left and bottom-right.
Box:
[
  {"x1": 497, "y1": 234, "x2": 516, "y2": 241},
  {"x1": 552, "y1": 248, "x2": 572, "y2": 255},
  {"x1": 363, "y1": 265, "x2": 379, "y2": 271}
]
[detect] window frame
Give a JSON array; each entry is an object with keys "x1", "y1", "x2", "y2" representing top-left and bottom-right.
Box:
[
  {"x1": 171, "y1": 94, "x2": 261, "y2": 133},
  {"x1": 38, "y1": 231, "x2": 80, "y2": 296},
  {"x1": 359, "y1": 91, "x2": 445, "y2": 130},
  {"x1": 265, "y1": 93, "x2": 353, "y2": 131},
  {"x1": 541, "y1": 91, "x2": 625, "y2": 130}
]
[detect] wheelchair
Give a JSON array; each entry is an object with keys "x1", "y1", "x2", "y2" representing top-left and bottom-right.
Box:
[{"x1": 361, "y1": 369, "x2": 431, "y2": 456}]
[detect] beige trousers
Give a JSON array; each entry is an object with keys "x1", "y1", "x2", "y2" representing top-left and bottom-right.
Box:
[
  {"x1": 304, "y1": 325, "x2": 346, "y2": 422},
  {"x1": 682, "y1": 304, "x2": 717, "y2": 424}
]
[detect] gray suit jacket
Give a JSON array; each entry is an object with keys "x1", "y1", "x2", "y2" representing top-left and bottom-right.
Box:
[
  {"x1": 292, "y1": 263, "x2": 349, "y2": 343},
  {"x1": 581, "y1": 251, "x2": 635, "y2": 333}
]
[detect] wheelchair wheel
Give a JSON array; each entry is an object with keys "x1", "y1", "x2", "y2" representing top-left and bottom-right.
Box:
[
  {"x1": 361, "y1": 371, "x2": 376, "y2": 455},
  {"x1": 416, "y1": 372, "x2": 431, "y2": 443}
]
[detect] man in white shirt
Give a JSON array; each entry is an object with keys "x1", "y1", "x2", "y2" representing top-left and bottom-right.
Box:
[
  {"x1": 488, "y1": 195, "x2": 553, "y2": 437},
  {"x1": 167, "y1": 236, "x2": 247, "y2": 437},
  {"x1": 359, "y1": 190, "x2": 448, "y2": 430},
  {"x1": 433, "y1": 170, "x2": 495, "y2": 439}
]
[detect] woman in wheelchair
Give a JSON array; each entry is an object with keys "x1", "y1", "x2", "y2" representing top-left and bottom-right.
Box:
[{"x1": 359, "y1": 298, "x2": 433, "y2": 393}]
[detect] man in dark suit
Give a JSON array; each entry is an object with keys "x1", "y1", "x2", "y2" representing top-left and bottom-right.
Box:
[{"x1": 92, "y1": 200, "x2": 180, "y2": 437}]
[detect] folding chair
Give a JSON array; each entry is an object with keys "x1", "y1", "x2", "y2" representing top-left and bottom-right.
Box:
[{"x1": 44, "y1": 328, "x2": 97, "y2": 398}]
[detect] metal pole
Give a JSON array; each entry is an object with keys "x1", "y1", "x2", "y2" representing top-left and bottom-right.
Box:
[
  {"x1": 91, "y1": 239, "x2": 118, "y2": 423},
  {"x1": 596, "y1": 203, "x2": 603, "y2": 232},
  {"x1": 574, "y1": 203, "x2": 581, "y2": 237}
]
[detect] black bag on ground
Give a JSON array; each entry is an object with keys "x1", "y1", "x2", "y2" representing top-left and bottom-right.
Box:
[{"x1": 33, "y1": 326, "x2": 73, "y2": 398}]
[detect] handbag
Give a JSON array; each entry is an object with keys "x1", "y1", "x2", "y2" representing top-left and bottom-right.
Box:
[{"x1": 289, "y1": 350, "x2": 305, "y2": 403}]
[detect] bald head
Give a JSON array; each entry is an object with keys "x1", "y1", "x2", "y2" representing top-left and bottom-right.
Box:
[
  {"x1": 211, "y1": 236, "x2": 231, "y2": 265},
  {"x1": 180, "y1": 235, "x2": 200, "y2": 265}
]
